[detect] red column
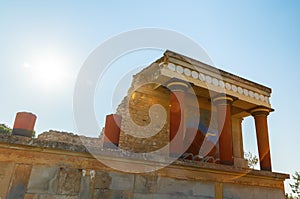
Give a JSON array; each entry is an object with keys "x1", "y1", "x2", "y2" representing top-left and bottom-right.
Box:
[
  {"x1": 103, "y1": 114, "x2": 122, "y2": 149},
  {"x1": 168, "y1": 81, "x2": 189, "y2": 158},
  {"x1": 213, "y1": 96, "x2": 234, "y2": 165},
  {"x1": 12, "y1": 112, "x2": 37, "y2": 137},
  {"x1": 169, "y1": 91, "x2": 185, "y2": 157},
  {"x1": 251, "y1": 108, "x2": 272, "y2": 171}
]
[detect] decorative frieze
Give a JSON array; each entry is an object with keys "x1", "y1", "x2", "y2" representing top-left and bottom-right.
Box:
[{"x1": 166, "y1": 62, "x2": 270, "y2": 105}]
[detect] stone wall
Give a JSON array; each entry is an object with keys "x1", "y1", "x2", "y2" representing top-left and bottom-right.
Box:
[
  {"x1": 0, "y1": 134, "x2": 288, "y2": 199},
  {"x1": 116, "y1": 83, "x2": 170, "y2": 153},
  {"x1": 20, "y1": 167, "x2": 216, "y2": 199},
  {"x1": 38, "y1": 130, "x2": 103, "y2": 146},
  {"x1": 3, "y1": 163, "x2": 216, "y2": 199}
]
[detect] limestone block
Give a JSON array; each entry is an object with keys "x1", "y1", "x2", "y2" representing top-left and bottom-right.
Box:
[
  {"x1": 79, "y1": 175, "x2": 92, "y2": 199},
  {"x1": 24, "y1": 194, "x2": 79, "y2": 199},
  {"x1": 132, "y1": 193, "x2": 153, "y2": 199},
  {"x1": 192, "y1": 181, "x2": 215, "y2": 197},
  {"x1": 133, "y1": 193, "x2": 213, "y2": 199},
  {"x1": 134, "y1": 174, "x2": 158, "y2": 193},
  {"x1": 94, "y1": 171, "x2": 112, "y2": 189},
  {"x1": 154, "y1": 177, "x2": 214, "y2": 197},
  {"x1": 94, "y1": 189, "x2": 132, "y2": 199},
  {"x1": 6, "y1": 164, "x2": 32, "y2": 199},
  {"x1": 27, "y1": 166, "x2": 59, "y2": 194},
  {"x1": 223, "y1": 183, "x2": 285, "y2": 199},
  {"x1": 109, "y1": 172, "x2": 134, "y2": 191},
  {"x1": 0, "y1": 162, "x2": 15, "y2": 198},
  {"x1": 57, "y1": 168, "x2": 82, "y2": 195}
]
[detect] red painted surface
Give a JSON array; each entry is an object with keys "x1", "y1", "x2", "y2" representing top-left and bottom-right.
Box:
[
  {"x1": 253, "y1": 113, "x2": 272, "y2": 171},
  {"x1": 169, "y1": 91, "x2": 185, "y2": 156},
  {"x1": 216, "y1": 103, "x2": 233, "y2": 165},
  {"x1": 185, "y1": 128, "x2": 216, "y2": 157},
  {"x1": 103, "y1": 114, "x2": 122, "y2": 146},
  {"x1": 13, "y1": 112, "x2": 36, "y2": 131},
  {"x1": 184, "y1": 128, "x2": 204, "y2": 155},
  {"x1": 199, "y1": 140, "x2": 217, "y2": 157}
]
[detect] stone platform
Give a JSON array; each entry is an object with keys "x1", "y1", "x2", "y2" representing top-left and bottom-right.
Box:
[{"x1": 0, "y1": 134, "x2": 288, "y2": 199}]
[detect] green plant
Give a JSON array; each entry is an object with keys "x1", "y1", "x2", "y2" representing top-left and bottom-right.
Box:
[
  {"x1": 0, "y1": 123, "x2": 12, "y2": 135},
  {"x1": 244, "y1": 151, "x2": 258, "y2": 168},
  {"x1": 0, "y1": 123, "x2": 35, "y2": 137},
  {"x1": 286, "y1": 172, "x2": 300, "y2": 199}
]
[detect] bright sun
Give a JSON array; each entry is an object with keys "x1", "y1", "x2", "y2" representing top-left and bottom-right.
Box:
[{"x1": 23, "y1": 53, "x2": 74, "y2": 91}]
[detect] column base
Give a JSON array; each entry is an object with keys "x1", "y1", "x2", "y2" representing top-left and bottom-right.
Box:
[
  {"x1": 261, "y1": 166, "x2": 272, "y2": 171},
  {"x1": 12, "y1": 128, "x2": 33, "y2": 138},
  {"x1": 233, "y1": 157, "x2": 248, "y2": 168},
  {"x1": 169, "y1": 152, "x2": 184, "y2": 158},
  {"x1": 220, "y1": 160, "x2": 234, "y2": 166},
  {"x1": 103, "y1": 142, "x2": 119, "y2": 149}
]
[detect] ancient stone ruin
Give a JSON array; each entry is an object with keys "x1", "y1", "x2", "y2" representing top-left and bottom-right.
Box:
[{"x1": 0, "y1": 50, "x2": 288, "y2": 199}]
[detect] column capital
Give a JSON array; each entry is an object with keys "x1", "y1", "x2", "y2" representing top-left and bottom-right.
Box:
[
  {"x1": 166, "y1": 78, "x2": 190, "y2": 92},
  {"x1": 212, "y1": 94, "x2": 236, "y2": 105},
  {"x1": 250, "y1": 106, "x2": 273, "y2": 117}
]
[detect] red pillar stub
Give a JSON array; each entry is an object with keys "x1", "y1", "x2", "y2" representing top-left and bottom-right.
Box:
[
  {"x1": 213, "y1": 95, "x2": 234, "y2": 165},
  {"x1": 12, "y1": 112, "x2": 37, "y2": 137},
  {"x1": 251, "y1": 107, "x2": 272, "y2": 171},
  {"x1": 103, "y1": 114, "x2": 122, "y2": 149}
]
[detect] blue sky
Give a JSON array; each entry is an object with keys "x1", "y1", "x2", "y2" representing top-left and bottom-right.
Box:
[{"x1": 1, "y1": 0, "x2": 299, "y2": 193}]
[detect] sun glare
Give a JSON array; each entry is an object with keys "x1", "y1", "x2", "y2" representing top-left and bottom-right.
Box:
[{"x1": 23, "y1": 53, "x2": 74, "y2": 91}]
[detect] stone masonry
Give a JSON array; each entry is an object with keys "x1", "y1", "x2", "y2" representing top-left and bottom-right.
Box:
[{"x1": 0, "y1": 134, "x2": 288, "y2": 199}]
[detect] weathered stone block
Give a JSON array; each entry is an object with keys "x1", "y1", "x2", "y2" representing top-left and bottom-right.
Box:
[
  {"x1": 79, "y1": 175, "x2": 92, "y2": 199},
  {"x1": 24, "y1": 194, "x2": 79, "y2": 199},
  {"x1": 134, "y1": 193, "x2": 189, "y2": 199},
  {"x1": 27, "y1": 166, "x2": 59, "y2": 194},
  {"x1": 109, "y1": 172, "x2": 134, "y2": 191},
  {"x1": 132, "y1": 193, "x2": 153, "y2": 199},
  {"x1": 133, "y1": 193, "x2": 213, "y2": 199},
  {"x1": 223, "y1": 183, "x2": 285, "y2": 199},
  {"x1": 6, "y1": 163, "x2": 32, "y2": 199},
  {"x1": 57, "y1": 168, "x2": 82, "y2": 195},
  {"x1": 134, "y1": 174, "x2": 158, "y2": 193},
  {"x1": 192, "y1": 181, "x2": 215, "y2": 197},
  {"x1": 0, "y1": 162, "x2": 15, "y2": 198},
  {"x1": 154, "y1": 177, "x2": 214, "y2": 197},
  {"x1": 94, "y1": 189, "x2": 132, "y2": 199},
  {"x1": 94, "y1": 171, "x2": 112, "y2": 189}
]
